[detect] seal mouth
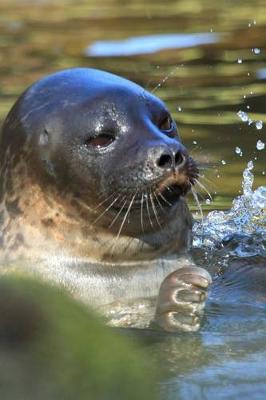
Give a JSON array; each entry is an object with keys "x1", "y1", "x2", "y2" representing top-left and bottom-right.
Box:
[
  {"x1": 107, "y1": 156, "x2": 198, "y2": 213},
  {"x1": 110, "y1": 180, "x2": 189, "y2": 214},
  {"x1": 158, "y1": 182, "x2": 187, "y2": 205}
]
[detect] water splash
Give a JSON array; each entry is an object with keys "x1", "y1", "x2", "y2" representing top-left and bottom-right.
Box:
[{"x1": 193, "y1": 161, "x2": 266, "y2": 251}]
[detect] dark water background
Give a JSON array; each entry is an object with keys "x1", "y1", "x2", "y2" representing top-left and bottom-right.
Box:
[{"x1": 0, "y1": 1, "x2": 265, "y2": 399}]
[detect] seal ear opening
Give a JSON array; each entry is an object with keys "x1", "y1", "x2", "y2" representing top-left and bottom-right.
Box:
[
  {"x1": 39, "y1": 128, "x2": 49, "y2": 146},
  {"x1": 39, "y1": 128, "x2": 56, "y2": 179}
]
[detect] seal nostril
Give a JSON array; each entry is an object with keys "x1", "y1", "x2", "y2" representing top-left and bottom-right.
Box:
[
  {"x1": 175, "y1": 151, "x2": 184, "y2": 166},
  {"x1": 157, "y1": 153, "x2": 173, "y2": 169}
]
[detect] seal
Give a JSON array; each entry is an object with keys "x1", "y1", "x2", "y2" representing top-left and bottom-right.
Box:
[{"x1": 0, "y1": 68, "x2": 211, "y2": 332}]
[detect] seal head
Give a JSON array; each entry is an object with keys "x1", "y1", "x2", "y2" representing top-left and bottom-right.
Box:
[{"x1": 0, "y1": 68, "x2": 198, "y2": 262}]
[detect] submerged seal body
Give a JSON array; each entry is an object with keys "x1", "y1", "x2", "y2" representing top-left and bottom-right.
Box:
[{"x1": 0, "y1": 68, "x2": 211, "y2": 332}]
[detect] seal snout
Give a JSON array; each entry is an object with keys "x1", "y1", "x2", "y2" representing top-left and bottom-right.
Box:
[
  {"x1": 147, "y1": 141, "x2": 187, "y2": 174},
  {"x1": 156, "y1": 149, "x2": 186, "y2": 171},
  {"x1": 153, "y1": 148, "x2": 199, "y2": 206}
]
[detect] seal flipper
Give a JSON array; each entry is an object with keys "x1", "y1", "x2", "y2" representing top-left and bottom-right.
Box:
[{"x1": 152, "y1": 266, "x2": 212, "y2": 332}]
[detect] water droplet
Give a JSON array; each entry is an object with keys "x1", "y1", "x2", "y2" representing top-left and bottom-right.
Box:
[
  {"x1": 193, "y1": 140, "x2": 197, "y2": 145},
  {"x1": 255, "y1": 120, "x2": 263, "y2": 130},
  {"x1": 237, "y1": 58, "x2": 243, "y2": 64},
  {"x1": 253, "y1": 47, "x2": 261, "y2": 54},
  {"x1": 237, "y1": 110, "x2": 248, "y2": 122},
  {"x1": 235, "y1": 146, "x2": 243, "y2": 156},
  {"x1": 221, "y1": 160, "x2": 226, "y2": 165},
  {"x1": 246, "y1": 105, "x2": 250, "y2": 109},
  {"x1": 177, "y1": 106, "x2": 182, "y2": 112},
  {"x1": 247, "y1": 160, "x2": 254, "y2": 169},
  {"x1": 256, "y1": 139, "x2": 265, "y2": 150}
]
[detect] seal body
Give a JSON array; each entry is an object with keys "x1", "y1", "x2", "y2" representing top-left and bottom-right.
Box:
[{"x1": 0, "y1": 68, "x2": 211, "y2": 331}]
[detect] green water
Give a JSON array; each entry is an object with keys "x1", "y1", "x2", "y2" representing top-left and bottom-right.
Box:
[{"x1": 0, "y1": 1, "x2": 265, "y2": 399}]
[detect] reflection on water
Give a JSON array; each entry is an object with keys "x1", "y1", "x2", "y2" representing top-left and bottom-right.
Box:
[
  {"x1": 257, "y1": 68, "x2": 266, "y2": 80},
  {"x1": 0, "y1": 0, "x2": 265, "y2": 399},
  {"x1": 86, "y1": 32, "x2": 220, "y2": 56}
]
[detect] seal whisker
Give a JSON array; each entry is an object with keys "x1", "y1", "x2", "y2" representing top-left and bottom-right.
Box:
[
  {"x1": 192, "y1": 190, "x2": 206, "y2": 202},
  {"x1": 110, "y1": 191, "x2": 137, "y2": 254},
  {"x1": 158, "y1": 191, "x2": 172, "y2": 207},
  {"x1": 199, "y1": 174, "x2": 217, "y2": 190},
  {"x1": 140, "y1": 192, "x2": 144, "y2": 233},
  {"x1": 195, "y1": 178, "x2": 212, "y2": 201},
  {"x1": 153, "y1": 191, "x2": 164, "y2": 212},
  {"x1": 93, "y1": 194, "x2": 122, "y2": 225},
  {"x1": 94, "y1": 191, "x2": 119, "y2": 211},
  {"x1": 75, "y1": 198, "x2": 94, "y2": 213},
  {"x1": 145, "y1": 191, "x2": 154, "y2": 229},
  {"x1": 76, "y1": 192, "x2": 119, "y2": 215},
  {"x1": 116, "y1": 192, "x2": 137, "y2": 238},
  {"x1": 98, "y1": 187, "x2": 124, "y2": 201},
  {"x1": 149, "y1": 190, "x2": 162, "y2": 229},
  {"x1": 191, "y1": 187, "x2": 204, "y2": 225},
  {"x1": 108, "y1": 196, "x2": 128, "y2": 228}
]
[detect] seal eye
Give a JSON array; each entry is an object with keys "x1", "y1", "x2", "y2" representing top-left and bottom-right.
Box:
[
  {"x1": 85, "y1": 134, "x2": 115, "y2": 148},
  {"x1": 159, "y1": 115, "x2": 174, "y2": 132}
]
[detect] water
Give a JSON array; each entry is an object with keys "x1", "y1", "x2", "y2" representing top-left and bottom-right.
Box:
[
  {"x1": 146, "y1": 163, "x2": 266, "y2": 399},
  {"x1": 0, "y1": 0, "x2": 265, "y2": 398},
  {"x1": 193, "y1": 161, "x2": 265, "y2": 249}
]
